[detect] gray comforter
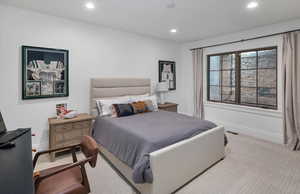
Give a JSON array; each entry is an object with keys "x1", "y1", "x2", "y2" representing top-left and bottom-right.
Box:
[{"x1": 92, "y1": 111, "x2": 217, "y2": 183}]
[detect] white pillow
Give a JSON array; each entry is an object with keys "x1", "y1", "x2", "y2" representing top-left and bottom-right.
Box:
[
  {"x1": 129, "y1": 94, "x2": 150, "y2": 101},
  {"x1": 96, "y1": 96, "x2": 131, "y2": 116},
  {"x1": 130, "y1": 95, "x2": 158, "y2": 111}
]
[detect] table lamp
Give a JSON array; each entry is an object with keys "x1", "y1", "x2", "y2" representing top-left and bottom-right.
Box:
[{"x1": 156, "y1": 82, "x2": 169, "y2": 104}]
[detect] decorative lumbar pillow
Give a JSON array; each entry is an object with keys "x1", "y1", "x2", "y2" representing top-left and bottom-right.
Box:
[
  {"x1": 130, "y1": 95, "x2": 158, "y2": 111},
  {"x1": 96, "y1": 96, "x2": 131, "y2": 117},
  {"x1": 131, "y1": 101, "x2": 148, "y2": 114},
  {"x1": 144, "y1": 100, "x2": 155, "y2": 112},
  {"x1": 112, "y1": 104, "x2": 134, "y2": 117}
]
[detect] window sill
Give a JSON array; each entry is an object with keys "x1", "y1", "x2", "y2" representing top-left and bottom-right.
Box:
[{"x1": 204, "y1": 101, "x2": 282, "y2": 118}]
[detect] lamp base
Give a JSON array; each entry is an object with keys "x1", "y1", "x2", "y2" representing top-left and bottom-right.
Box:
[{"x1": 159, "y1": 92, "x2": 166, "y2": 104}]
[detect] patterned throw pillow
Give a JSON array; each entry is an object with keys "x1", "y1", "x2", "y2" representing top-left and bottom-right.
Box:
[
  {"x1": 112, "y1": 104, "x2": 134, "y2": 117},
  {"x1": 96, "y1": 96, "x2": 131, "y2": 116},
  {"x1": 131, "y1": 101, "x2": 148, "y2": 114},
  {"x1": 130, "y1": 95, "x2": 158, "y2": 111},
  {"x1": 144, "y1": 100, "x2": 155, "y2": 112}
]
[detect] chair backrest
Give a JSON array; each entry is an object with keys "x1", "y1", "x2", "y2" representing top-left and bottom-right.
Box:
[{"x1": 80, "y1": 136, "x2": 99, "y2": 168}]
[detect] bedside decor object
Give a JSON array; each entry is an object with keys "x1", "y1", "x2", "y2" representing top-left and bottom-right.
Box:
[
  {"x1": 56, "y1": 103, "x2": 67, "y2": 118},
  {"x1": 63, "y1": 111, "x2": 79, "y2": 119},
  {"x1": 159, "y1": 60, "x2": 176, "y2": 90},
  {"x1": 22, "y1": 46, "x2": 69, "y2": 99},
  {"x1": 156, "y1": 82, "x2": 169, "y2": 104},
  {"x1": 48, "y1": 113, "x2": 94, "y2": 161},
  {"x1": 158, "y1": 102, "x2": 178, "y2": 112},
  {"x1": 56, "y1": 103, "x2": 78, "y2": 119}
]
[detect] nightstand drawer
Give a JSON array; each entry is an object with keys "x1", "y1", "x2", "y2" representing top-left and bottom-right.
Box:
[
  {"x1": 72, "y1": 121, "x2": 90, "y2": 129},
  {"x1": 158, "y1": 102, "x2": 178, "y2": 113},
  {"x1": 82, "y1": 128, "x2": 90, "y2": 135},
  {"x1": 64, "y1": 139, "x2": 81, "y2": 147},
  {"x1": 54, "y1": 123, "x2": 73, "y2": 132},
  {"x1": 63, "y1": 129, "x2": 82, "y2": 141},
  {"x1": 55, "y1": 134, "x2": 64, "y2": 143},
  {"x1": 54, "y1": 130, "x2": 81, "y2": 143},
  {"x1": 53, "y1": 142, "x2": 65, "y2": 149},
  {"x1": 162, "y1": 106, "x2": 177, "y2": 112}
]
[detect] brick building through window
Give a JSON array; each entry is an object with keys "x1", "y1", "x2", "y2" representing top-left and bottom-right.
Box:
[{"x1": 207, "y1": 47, "x2": 277, "y2": 109}]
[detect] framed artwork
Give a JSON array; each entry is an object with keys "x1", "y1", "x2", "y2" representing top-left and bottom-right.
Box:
[
  {"x1": 158, "y1": 60, "x2": 176, "y2": 90},
  {"x1": 22, "y1": 46, "x2": 69, "y2": 99}
]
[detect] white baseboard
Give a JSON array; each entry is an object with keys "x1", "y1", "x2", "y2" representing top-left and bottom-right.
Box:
[
  {"x1": 170, "y1": 111, "x2": 283, "y2": 144},
  {"x1": 219, "y1": 121, "x2": 283, "y2": 144},
  {"x1": 178, "y1": 111, "x2": 193, "y2": 117},
  {"x1": 32, "y1": 143, "x2": 48, "y2": 151}
]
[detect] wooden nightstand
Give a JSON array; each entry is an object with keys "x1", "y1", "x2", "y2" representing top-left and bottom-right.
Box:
[
  {"x1": 48, "y1": 113, "x2": 95, "y2": 161},
  {"x1": 158, "y1": 102, "x2": 178, "y2": 113}
]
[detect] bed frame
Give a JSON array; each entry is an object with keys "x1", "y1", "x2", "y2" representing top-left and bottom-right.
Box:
[{"x1": 90, "y1": 78, "x2": 225, "y2": 194}]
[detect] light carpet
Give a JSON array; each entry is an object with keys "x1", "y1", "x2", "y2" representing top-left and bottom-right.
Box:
[{"x1": 36, "y1": 133, "x2": 300, "y2": 194}]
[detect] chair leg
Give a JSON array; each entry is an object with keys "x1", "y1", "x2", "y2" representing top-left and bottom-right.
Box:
[{"x1": 81, "y1": 165, "x2": 91, "y2": 193}]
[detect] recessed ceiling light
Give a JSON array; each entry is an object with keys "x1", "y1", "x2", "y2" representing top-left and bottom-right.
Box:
[
  {"x1": 247, "y1": 1, "x2": 258, "y2": 9},
  {"x1": 170, "y1": 29, "x2": 177, "y2": 34},
  {"x1": 85, "y1": 2, "x2": 95, "y2": 10}
]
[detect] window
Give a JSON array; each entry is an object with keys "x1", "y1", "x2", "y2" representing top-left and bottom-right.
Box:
[{"x1": 207, "y1": 47, "x2": 277, "y2": 109}]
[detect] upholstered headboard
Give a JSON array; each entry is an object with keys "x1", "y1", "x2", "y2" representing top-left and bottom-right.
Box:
[{"x1": 90, "y1": 78, "x2": 151, "y2": 116}]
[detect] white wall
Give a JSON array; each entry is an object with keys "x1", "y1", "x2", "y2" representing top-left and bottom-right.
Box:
[
  {"x1": 178, "y1": 19, "x2": 300, "y2": 144},
  {"x1": 0, "y1": 5, "x2": 180, "y2": 149}
]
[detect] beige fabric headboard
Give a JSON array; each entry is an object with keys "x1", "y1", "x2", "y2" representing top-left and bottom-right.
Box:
[{"x1": 90, "y1": 78, "x2": 151, "y2": 116}]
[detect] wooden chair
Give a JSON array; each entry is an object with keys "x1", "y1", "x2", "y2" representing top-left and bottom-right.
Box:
[{"x1": 33, "y1": 136, "x2": 99, "y2": 194}]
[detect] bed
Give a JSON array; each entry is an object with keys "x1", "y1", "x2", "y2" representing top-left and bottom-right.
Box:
[{"x1": 90, "y1": 78, "x2": 225, "y2": 194}]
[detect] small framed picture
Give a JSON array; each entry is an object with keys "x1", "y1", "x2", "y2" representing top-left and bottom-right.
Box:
[
  {"x1": 159, "y1": 60, "x2": 176, "y2": 90},
  {"x1": 56, "y1": 103, "x2": 67, "y2": 117},
  {"x1": 26, "y1": 81, "x2": 41, "y2": 97},
  {"x1": 54, "y1": 81, "x2": 66, "y2": 95},
  {"x1": 22, "y1": 46, "x2": 69, "y2": 99}
]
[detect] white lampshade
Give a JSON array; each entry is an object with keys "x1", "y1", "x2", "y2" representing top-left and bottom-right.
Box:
[{"x1": 156, "y1": 82, "x2": 169, "y2": 92}]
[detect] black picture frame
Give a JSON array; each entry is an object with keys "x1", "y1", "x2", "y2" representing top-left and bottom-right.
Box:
[
  {"x1": 158, "y1": 60, "x2": 176, "y2": 90},
  {"x1": 22, "y1": 46, "x2": 69, "y2": 100}
]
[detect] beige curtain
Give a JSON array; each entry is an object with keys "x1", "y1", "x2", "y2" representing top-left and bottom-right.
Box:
[
  {"x1": 282, "y1": 31, "x2": 300, "y2": 150},
  {"x1": 192, "y1": 49, "x2": 204, "y2": 119}
]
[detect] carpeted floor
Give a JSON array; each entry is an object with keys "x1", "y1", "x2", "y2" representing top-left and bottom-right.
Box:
[{"x1": 36, "y1": 133, "x2": 300, "y2": 194}]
